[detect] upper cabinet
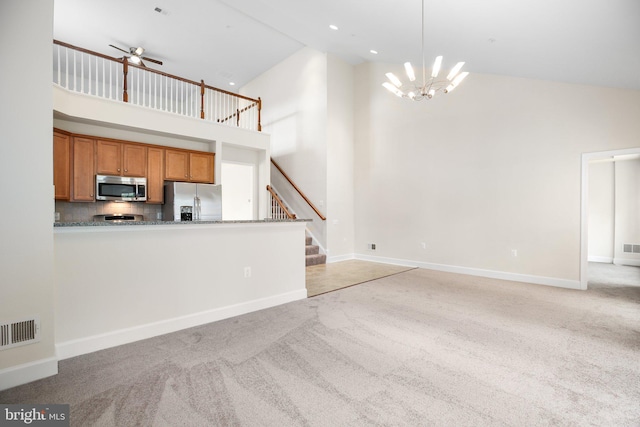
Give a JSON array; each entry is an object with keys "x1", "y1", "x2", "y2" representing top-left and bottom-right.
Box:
[
  {"x1": 96, "y1": 140, "x2": 147, "y2": 177},
  {"x1": 146, "y1": 147, "x2": 164, "y2": 204},
  {"x1": 165, "y1": 149, "x2": 214, "y2": 183},
  {"x1": 71, "y1": 137, "x2": 95, "y2": 202},
  {"x1": 53, "y1": 130, "x2": 70, "y2": 200},
  {"x1": 164, "y1": 149, "x2": 189, "y2": 181},
  {"x1": 54, "y1": 129, "x2": 215, "y2": 203},
  {"x1": 189, "y1": 152, "x2": 215, "y2": 183}
]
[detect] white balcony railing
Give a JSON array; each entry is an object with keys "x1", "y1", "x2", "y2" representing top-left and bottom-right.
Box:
[{"x1": 53, "y1": 40, "x2": 261, "y2": 132}]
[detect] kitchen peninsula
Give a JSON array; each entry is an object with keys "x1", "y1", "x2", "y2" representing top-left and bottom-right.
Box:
[{"x1": 54, "y1": 218, "x2": 308, "y2": 360}]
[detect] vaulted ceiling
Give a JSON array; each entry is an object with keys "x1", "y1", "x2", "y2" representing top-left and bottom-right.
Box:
[{"x1": 53, "y1": 0, "x2": 640, "y2": 92}]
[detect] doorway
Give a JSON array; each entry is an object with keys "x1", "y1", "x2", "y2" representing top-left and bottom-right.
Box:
[
  {"x1": 581, "y1": 147, "x2": 640, "y2": 289},
  {"x1": 221, "y1": 161, "x2": 255, "y2": 220}
]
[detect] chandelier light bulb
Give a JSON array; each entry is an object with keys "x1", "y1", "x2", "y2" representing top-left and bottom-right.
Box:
[
  {"x1": 404, "y1": 62, "x2": 416, "y2": 82},
  {"x1": 447, "y1": 62, "x2": 465, "y2": 81},
  {"x1": 385, "y1": 72, "x2": 403, "y2": 88},
  {"x1": 431, "y1": 56, "x2": 442, "y2": 78},
  {"x1": 444, "y1": 71, "x2": 469, "y2": 93}
]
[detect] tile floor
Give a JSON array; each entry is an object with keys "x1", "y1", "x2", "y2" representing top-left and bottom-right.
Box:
[{"x1": 305, "y1": 259, "x2": 416, "y2": 297}]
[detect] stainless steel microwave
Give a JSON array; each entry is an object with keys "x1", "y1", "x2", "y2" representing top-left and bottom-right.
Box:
[{"x1": 95, "y1": 175, "x2": 147, "y2": 202}]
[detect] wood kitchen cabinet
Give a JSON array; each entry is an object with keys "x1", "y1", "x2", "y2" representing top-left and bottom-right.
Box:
[
  {"x1": 96, "y1": 140, "x2": 147, "y2": 177},
  {"x1": 146, "y1": 147, "x2": 164, "y2": 204},
  {"x1": 165, "y1": 149, "x2": 215, "y2": 183},
  {"x1": 164, "y1": 149, "x2": 189, "y2": 181},
  {"x1": 71, "y1": 137, "x2": 95, "y2": 201},
  {"x1": 189, "y1": 152, "x2": 215, "y2": 183},
  {"x1": 53, "y1": 130, "x2": 70, "y2": 200}
]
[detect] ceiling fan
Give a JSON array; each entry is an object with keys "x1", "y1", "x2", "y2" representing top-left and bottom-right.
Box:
[{"x1": 109, "y1": 44, "x2": 163, "y2": 67}]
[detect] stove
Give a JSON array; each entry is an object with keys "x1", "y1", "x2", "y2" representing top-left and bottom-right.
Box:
[{"x1": 93, "y1": 214, "x2": 144, "y2": 223}]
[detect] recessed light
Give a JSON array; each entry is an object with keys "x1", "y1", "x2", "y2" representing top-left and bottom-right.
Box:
[
  {"x1": 370, "y1": 50, "x2": 378, "y2": 55},
  {"x1": 329, "y1": 24, "x2": 339, "y2": 31}
]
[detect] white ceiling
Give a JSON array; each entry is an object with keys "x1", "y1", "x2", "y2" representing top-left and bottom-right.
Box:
[{"x1": 53, "y1": 0, "x2": 640, "y2": 92}]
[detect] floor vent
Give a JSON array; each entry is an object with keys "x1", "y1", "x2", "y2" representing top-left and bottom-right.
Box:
[{"x1": 0, "y1": 317, "x2": 40, "y2": 350}]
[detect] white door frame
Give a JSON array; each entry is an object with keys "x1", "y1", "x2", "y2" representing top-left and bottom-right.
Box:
[{"x1": 580, "y1": 147, "x2": 640, "y2": 289}]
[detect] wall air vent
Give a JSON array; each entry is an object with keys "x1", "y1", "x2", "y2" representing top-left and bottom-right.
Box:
[
  {"x1": 0, "y1": 317, "x2": 40, "y2": 350},
  {"x1": 623, "y1": 244, "x2": 640, "y2": 253}
]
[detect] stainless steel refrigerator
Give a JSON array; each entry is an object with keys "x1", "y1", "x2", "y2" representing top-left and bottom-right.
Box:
[{"x1": 163, "y1": 182, "x2": 222, "y2": 221}]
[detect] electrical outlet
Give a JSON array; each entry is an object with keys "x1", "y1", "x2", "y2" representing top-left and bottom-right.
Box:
[
  {"x1": 421, "y1": 242, "x2": 426, "y2": 249},
  {"x1": 156, "y1": 212, "x2": 162, "y2": 220},
  {"x1": 511, "y1": 249, "x2": 518, "y2": 257},
  {"x1": 244, "y1": 267, "x2": 251, "y2": 278},
  {"x1": 54, "y1": 212, "x2": 60, "y2": 221},
  {"x1": 368, "y1": 243, "x2": 376, "y2": 251}
]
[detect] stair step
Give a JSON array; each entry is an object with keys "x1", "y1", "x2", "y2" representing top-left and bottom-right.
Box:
[
  {"x1": 306, "y1": 253, "x2": 326, "y2": 267},
  {"x1": 305, "y1": 236, "x2": 312, "y2": 245},
  {"x1": 305, "y1": 245, "x2": 319, "y2": 255}
]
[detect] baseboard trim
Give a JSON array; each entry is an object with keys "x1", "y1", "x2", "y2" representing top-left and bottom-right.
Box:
[
  {"x1": 56, "y1": 289, "x2": 307, "y2": 360},
  {"x1": 354, "y1": 254, "x2": 581, "y2": 290},
  {"x1": 0, "y1": 357, "x2": 58, "y2": 392},
  {"x1": 327, "y1": 253, "x2": 356, "y2": 263},
  {"x1": 613, "y1": 258, "x2": 640, "y2": 267},
  {"x1": 588, "y1": 256, "x2": 613, "y2": 263}
]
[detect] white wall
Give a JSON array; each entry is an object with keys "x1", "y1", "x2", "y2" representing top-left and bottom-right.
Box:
[
  {"x1": 0, "y1": 0, "x2": 57, "y2": 389},
  {"x1": 242, "y1": 47, "x2": 328, "y2": 245},
  {"x1": 588, "y1": 161, "x2": 615, "y2": 262},
  {"x1": 354, "y1": 62, "x2": 640, "y2": 285},
  {"x1": 326, "y1": 54, "x2": 355, "y2": 260},
  {"x1": 54, "y1": 222, "x2": 307, "y2": 359}
]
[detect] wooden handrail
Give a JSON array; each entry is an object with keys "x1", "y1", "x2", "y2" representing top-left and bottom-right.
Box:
[
  {"x1": 53, "y1": 40, "x2": 262, "y2": 125},
  {"x1": 266, "y1": 185, "x2": 296, "y2": 219},
  {"x1": 217, "y1": 102, "x2": 259, "y2": 124},
  {"x1": 270, "y1": 159, "x2": 326, "y2": 221}
]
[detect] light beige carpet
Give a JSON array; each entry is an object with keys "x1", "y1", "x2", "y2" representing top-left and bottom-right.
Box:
[{"x1": 2, "y1": 265, "x2": 639, "y2": 426}]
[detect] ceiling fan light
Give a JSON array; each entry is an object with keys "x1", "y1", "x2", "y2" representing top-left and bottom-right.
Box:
[
  {"x1": 431, "y1": 56, "x2": 443, "y2": 78},
  {"x1": 385, "y1": 72, "x2": 403, "y2": 88},
  {"x1": 129, "y1": 56, "x2": 141, "y2": 64},
  {"x1": 446, "y1": 62, "x2": 465, "y2": 81},
  {"x1": 404, "y1": 62, "x2": 416, "y2": 82},
  {"x1": 133, "y1": 47, "x2": 144, "y2": 56}
]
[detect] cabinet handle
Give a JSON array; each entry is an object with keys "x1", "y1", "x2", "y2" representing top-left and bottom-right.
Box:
[
  {"x1": 117, "y1": 168, "x2": 121, "y2": 172},
  {"x1": 125, "y1": 169, "x2": 128, "y2": 172}
]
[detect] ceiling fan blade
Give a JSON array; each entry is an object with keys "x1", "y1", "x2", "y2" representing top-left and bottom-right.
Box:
[
  {"x1": 109, "y1": 44, "x2": 129, "y2": 55},
  {"x1": 142, "y1": 56, "x2": 163, "y2": 66}
]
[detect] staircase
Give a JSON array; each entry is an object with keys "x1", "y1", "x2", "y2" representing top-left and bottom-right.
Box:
[
  {"x1": 306, "y1": 235, "x2": 326, "y2": 266},
  {"x1": 267, "y1": 177, "x2": 326, "y2": 267}
]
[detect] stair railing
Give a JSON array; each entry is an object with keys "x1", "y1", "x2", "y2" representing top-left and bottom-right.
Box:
[
  {"x1": 53, "y1": 40, "x2": 262, "y2": 132},
  {"x1": 266, "y1": 185, "x2": 296, "y2": 219},
  {"x1": 270, "y1": 159, "x2": 326, "y2": 221}
]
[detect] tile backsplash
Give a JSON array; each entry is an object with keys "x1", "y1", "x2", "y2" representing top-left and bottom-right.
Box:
[{"x1": 55, "y1": 201, "x2": 162, "y2": 222}]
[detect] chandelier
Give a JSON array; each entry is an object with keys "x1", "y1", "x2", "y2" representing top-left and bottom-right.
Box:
[{"x1": 383, "y1": 0, "x2": 469, "y2": 100}]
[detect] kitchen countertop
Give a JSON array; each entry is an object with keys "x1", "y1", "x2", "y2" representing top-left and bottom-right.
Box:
[{"x1": 54, "y1": 218, "x2": 309, "y2": 227}]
